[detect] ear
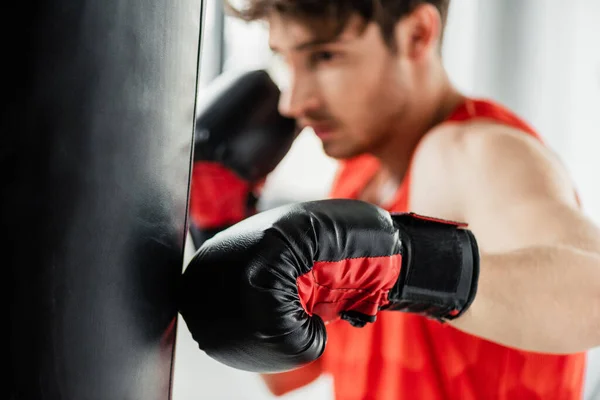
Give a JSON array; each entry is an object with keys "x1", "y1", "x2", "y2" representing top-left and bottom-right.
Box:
[{"x1": 394, "y1": 4, "x2": 442, "y2": 59}]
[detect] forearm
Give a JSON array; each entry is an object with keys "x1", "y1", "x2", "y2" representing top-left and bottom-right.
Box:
[{"x1": 450, "y1": 245, "x2": 600, "y2": 353}]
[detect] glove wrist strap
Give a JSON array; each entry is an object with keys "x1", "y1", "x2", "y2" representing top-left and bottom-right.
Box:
[{"x1": 387, "y1": 213, "x2": 480, "y2": 322}]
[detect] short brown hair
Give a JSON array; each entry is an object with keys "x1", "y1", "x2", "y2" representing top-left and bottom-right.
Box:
[{"x1": 225, "y1": 0, "x2": 450, "y2": 48}]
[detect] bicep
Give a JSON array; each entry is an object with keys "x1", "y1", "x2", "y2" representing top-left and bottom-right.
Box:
[
  {"x1": 468, "y1": 198, "x2": 600, "y2": 254},
  {"x1": 410, "y1": 124, "x2": 598, "y2": 253},
  {"x1": 460, "y1": 128, "x2": 587, "y2": 252}
]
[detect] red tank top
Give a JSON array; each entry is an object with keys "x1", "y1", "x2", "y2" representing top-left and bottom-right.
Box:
[{"x1": 323, "y1": 99, "x2": 586, "y2": 400}]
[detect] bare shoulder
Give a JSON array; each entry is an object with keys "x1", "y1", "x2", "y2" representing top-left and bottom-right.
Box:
[
  {"x1": 409, "y1": 120, "x2": 577, "y2": 218},
  {"x1": 415, "y1": 120, "x2": 554, "y2": 169}
]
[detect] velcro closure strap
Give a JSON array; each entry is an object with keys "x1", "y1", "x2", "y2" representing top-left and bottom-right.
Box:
[{"x1": 387, "y1": 212, "x2": 479, "y2": 322}]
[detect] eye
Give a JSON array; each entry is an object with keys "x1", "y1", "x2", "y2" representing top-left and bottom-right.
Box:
[{"x1": 310, "y1": 50, "x2": 338, "y2": 65}]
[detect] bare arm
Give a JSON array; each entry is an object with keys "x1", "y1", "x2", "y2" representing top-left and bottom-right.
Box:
[{"x1": 410, "y1": 122, "x2": 600, "y2": 353}]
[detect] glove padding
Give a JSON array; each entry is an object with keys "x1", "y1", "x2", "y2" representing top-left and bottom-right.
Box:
[
  {"x1": 189, "y1": 69, "x2": 297, "y2": 245},
  {"x1": 193, "y1": 68, "x2": 297, "y2": 181},
  {"x1": 178, "y1": 199, "x2": 479, "y2": 373}
]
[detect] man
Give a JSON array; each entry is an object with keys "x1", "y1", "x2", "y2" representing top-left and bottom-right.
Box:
[{"x1": 181, "y1": 1, "x2": 600, "y2": 399}]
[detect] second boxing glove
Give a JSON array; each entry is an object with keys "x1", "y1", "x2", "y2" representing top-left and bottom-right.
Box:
[
  {"x1": 189, "y1": 69, "x2": 297, "y2": 247},
  {"x1": 178, "y1": 199, "x2": 479, "y2": 373}
]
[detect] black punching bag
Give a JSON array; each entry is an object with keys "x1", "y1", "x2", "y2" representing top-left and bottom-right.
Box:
[{"x1": 3, "y1": 1, "x2": 202, "y2": 399}]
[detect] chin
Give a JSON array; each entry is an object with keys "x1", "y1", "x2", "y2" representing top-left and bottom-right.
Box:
[{"x1": 321, "y1": 142, "x2": 364, "y2": 160}]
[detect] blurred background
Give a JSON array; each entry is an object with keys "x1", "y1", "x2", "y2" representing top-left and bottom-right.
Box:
[{"x1": 175, "y1": 0, "x2": 600, "y2": 398}]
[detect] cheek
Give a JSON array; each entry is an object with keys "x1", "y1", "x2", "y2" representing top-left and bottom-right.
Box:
[
  {"x1": 319, "y1": 65, "x2": 401, "y2": 141},
  {"x1": 318, "y1": 71, "x2": 357, "y2": 110},
  {"x1": 318, "y1": 66, "x2": 382, "y2": 122}
]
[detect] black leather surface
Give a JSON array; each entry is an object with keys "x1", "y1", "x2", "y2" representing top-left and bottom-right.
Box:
[
  {"x1": 3, "y1": 1, "x2": 202, "y2": 399},
  {"x1": 193, "y1": 69, "x2": 298, "y2": 182},
  {"x1": 178, "y1": 199, "x2": 401, "y2": 373}
]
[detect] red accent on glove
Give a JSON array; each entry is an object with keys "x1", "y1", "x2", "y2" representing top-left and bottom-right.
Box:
[
  {"x1": 189, "y1": 162, "x2": 255, "y2": 229},
  {"x1": 296, "y1": 254, "x2": 402, "y2": 322},
  {"x1": 400, "y1": 212, "x2": 468, "y2": 228}
]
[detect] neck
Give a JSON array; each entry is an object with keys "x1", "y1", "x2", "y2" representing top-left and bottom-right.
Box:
[{"x1": 372, "y1": 67, "x2": 465, "y2": 183}]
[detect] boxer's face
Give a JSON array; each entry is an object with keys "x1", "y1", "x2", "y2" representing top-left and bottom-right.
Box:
[{"x1": 269, "y1": 13, "x2": 420, "y2": 159}]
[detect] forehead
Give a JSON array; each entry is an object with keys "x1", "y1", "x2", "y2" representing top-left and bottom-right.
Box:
[{"x1": 267, "y1": 13, "x2": 366, "y2": 51}]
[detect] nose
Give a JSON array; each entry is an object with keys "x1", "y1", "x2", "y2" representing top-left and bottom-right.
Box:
[{"x1": 278, "y1": 74, "x2": 320, "y2": 119}]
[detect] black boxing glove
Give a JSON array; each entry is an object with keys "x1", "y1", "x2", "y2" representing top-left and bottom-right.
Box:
[
  {"x1": 189, "y1": 69, "x2": 297, "y2": 248},
  {"x1": 178, "y1": 199, "x2": 479, "y2": 373}
]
